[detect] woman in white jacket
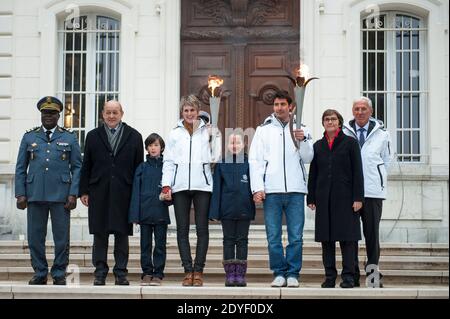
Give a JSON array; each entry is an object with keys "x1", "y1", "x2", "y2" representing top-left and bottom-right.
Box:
[{"x1": 161, "y1": 94, "x2": 219, "y2": 287}]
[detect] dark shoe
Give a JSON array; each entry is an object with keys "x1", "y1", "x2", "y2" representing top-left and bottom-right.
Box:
[
  {"x1": 53, "y1": 277, "x2": 66, "y2": 285},
  {"x1": 354, "y1": 272, "x2": 361, "y2": 287},
  {"x1": 339, "y1": 281, "x2": 354, "y2": 288},
  {"x1": 28, "y1": 275, "x2": 47, "y2": 285},
  {"x1": 321, "y1": 280, "x2": 335, "y2": 288},
  {"x1": 115, "y1": 276, "x2": 130, "y2": 285},
  {"x1": 93, "y1": 277, "x2": 106, "y2": 286}
]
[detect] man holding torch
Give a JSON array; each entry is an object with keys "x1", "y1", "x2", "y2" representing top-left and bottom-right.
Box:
[{"x1": 249, "y1": 90, "x2": 314, "y2": 287}]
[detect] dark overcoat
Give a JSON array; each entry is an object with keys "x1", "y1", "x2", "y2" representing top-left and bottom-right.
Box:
[
  {"x1": 79, "y1": 123, "x2": 144, "y2": 235},
  {"x1": 307, "y1": 130, "x2": 364, "y2": 242}
]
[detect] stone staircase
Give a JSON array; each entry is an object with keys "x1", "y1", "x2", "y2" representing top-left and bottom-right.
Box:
[{"x1": 0, "y1": 227, "x2": 448, "y2": 299}]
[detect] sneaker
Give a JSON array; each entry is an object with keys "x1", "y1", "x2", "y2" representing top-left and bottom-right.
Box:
[
  {"x1": 286, "y1": 277, "x2": 299, "y2": 288},
  {"x1": 270, "y1": 276, "x2": 286, "y2": 287},
  {"x1": 140, "y1": 275, "x2": 152, "y2": 286},
  {"x1": 150, "y1": 277, "x2": 162, "y2": 286}
]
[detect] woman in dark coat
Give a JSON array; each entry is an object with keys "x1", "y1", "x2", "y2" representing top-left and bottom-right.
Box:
[{"x1": 307, "y1": 109, "x2": 364, "y2": 289}]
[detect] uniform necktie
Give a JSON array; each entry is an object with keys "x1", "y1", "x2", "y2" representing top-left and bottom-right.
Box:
[
  {"x1": 358, "y1": 128, "x2": 366, "y2": 148},
  {"x1": 110, "y1": 128, "x2": 116, "y2": 135},
  {"x1": 46, "y1": 130, "x2": 52, "y2": 142}
]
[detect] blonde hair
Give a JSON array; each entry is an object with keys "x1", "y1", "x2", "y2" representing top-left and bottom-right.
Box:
[{"x1": 179, "y1": 94, "x2": 201, "y2": 112}]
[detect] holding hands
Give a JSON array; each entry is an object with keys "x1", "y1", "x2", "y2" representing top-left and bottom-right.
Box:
[
  {"x1": 253, "y1": 191, "x2": 266, "y2": 204},
  {"x1": 160, "y1": 186, "x2": 172, "y2": 201}
]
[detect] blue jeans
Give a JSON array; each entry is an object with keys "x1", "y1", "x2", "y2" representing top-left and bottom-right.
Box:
[{"x1": 263, "y1": 193, "x2": 305, "y2": 279}]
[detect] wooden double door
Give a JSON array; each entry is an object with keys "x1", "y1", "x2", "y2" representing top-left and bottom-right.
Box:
[
  {"x1": 181, "y1": 0, "x2": 300, "y2": 131},
  {"x1": 181, "y1": 0, "x2": 300, "y2": 224}
]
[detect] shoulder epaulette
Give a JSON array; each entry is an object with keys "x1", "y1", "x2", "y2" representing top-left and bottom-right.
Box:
[
  {"x1": 26, "y1": 126, "x2": 40, "y2": 133},
  {"x1": 58, "y1": 126, "x2": 74, "y2": 133}
]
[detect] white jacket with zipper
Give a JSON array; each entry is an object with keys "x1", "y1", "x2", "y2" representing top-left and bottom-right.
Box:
[
  {"x1": 162, "y1": 120, "x2": 220, "y2": 193},
  {"x1": 343, "y1": 118, "x2": 393, "y2": 199},
  {"x1": 249, "y1": 114, "x2": 314, "y2": 194}
]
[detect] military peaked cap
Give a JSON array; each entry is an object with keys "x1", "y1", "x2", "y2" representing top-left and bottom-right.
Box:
[{"x1": 37, "y1": 96, "x2": 63, "y2": 112}]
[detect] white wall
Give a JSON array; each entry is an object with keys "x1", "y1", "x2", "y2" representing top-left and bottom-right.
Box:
[
  {"x1": 300, "y1": 0, "x2": 449, "y2": 242},
  {"x1": 0, "y1": 0, "x2": 448, "y2": 242}
]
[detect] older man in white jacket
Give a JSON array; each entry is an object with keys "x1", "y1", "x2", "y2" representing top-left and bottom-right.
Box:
[
  {"x1": 249, "y1": 90, "x2": 314, "y2": 288},
  {"x1": 343, "y1": 96, "x2": 393, "y2": 288}
]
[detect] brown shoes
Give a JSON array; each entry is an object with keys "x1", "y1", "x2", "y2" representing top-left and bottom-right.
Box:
[
  {"x1": 182, "y1": 272, "x2": 194, "y2": 286},
  {"x1": 193, "y1": 272, "x2": 203, "y2": 286},
  {"x1": 182, "y1": 272, "x2": 204, "y2": 286}
]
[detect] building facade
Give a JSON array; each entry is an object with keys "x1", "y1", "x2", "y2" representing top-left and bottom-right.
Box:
[{"x1": 0, "y1": 0, "x2": 448, "y2": 242}]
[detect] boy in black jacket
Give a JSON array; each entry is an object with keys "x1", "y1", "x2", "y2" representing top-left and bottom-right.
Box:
[
  {"x1": 129, "y1": 133, "x2": 172, "y2": 286},
  {"x1": 209, "y1": 133, "x2": 256, "y2": 286}
]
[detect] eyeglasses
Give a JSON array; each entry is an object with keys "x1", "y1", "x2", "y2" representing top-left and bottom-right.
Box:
[{"x1": 323, "y1": 117, "x2": 339, "y2": 122}]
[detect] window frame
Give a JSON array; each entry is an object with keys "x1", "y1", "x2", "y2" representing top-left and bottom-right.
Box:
[
  {"x1": 57, "y1": 12, "x2": 121, "y2": 151},
  {"x1": 360, "y1": 10, "x2": 428, "y2": 163}
]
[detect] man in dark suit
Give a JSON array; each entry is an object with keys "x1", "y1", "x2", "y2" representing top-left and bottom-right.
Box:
[
  {"x1": 79, "y1": 100, "x2": 144, "y2": 285},
  {"x1": 15, "y1": 96, "x2": 82, "y2": 285}
]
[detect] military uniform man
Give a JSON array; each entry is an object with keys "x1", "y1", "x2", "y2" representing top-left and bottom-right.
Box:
[{"x1": 15, "y1": 96, "x2": 82, "y2": 285}]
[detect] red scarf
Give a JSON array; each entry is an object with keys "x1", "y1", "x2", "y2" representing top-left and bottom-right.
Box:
[{"x1": 325, "y1": 128, "x2": 341, "y2": 150}]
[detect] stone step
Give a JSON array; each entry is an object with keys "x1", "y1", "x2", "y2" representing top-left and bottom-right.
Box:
[
  {"x1": 0, "y1": 253, "x2": 447, "y2": 271},
  {"x1": 0, "y1": 283, "x2": 447, "y2": 299},
  {"x1": 0, "y1": 266, "x2": 448, "y2": 286},
  {"x1": 1, "y1": 241, "x2": 448, "y2": 256}
]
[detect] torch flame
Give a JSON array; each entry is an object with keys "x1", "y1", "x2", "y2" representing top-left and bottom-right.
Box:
[
  {"x1": 208, "y1": 75, "x2": 224, "y2": 97},
  {"x1": 298, "y1": 64, "x2": 310, "y2": 80}
]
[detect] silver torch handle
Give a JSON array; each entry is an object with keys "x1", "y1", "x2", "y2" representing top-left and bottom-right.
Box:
[
  {"x1": 209, "y1": 96, "x2": 221, "y2": 127},
  {"x1": 294, "y1": 86, "x2": 305, "y2": 129}
]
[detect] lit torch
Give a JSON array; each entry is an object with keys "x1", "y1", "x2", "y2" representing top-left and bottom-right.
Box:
[
  {"x1": 287, "y1": 64, "x2": 318, "y2": 147},
  {"x1": 208, "y1": 75, "x2": 224, "y2": 127}
]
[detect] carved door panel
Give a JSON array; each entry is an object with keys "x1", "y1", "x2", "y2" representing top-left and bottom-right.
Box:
[
  {"x1": 181, "y1": 43, "x2": 235, "y2": 132},
  {"x1": 181, "y1": 0, "x2": 300, "y2": 224},
  {"x1": 181, "y1": 0, "x2": 300, "y2": 129},
  {"x1": 245, "y1": 44, "x2": 299, "y2": 129}
]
